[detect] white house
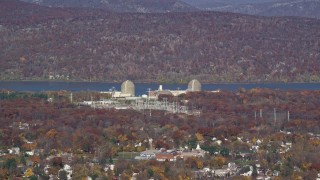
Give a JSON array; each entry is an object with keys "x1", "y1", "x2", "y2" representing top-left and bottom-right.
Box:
[
  {"x1": 8, "y1": 147, "x2": 20, "y2": 155},
  {"x1": 134, "y1": 149, "x2": 159, "y2": 160},
  {"x1": 63, "y1": 164, "x2": 72, "y2": 180},
  {"x1": 214, "y1": 169, "x2": 230, "y2": 177}
]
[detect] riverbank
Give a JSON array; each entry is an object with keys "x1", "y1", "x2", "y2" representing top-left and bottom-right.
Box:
[{"x1": 1, "y1": 81, "x2": 320, "y2": 95}]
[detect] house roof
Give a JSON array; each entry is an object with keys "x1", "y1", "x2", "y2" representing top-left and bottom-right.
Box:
[{"x1": 155, "y1": 153, "x2": 175, "y2": 159}]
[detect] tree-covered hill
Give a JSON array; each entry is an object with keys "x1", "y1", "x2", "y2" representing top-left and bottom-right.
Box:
[{"x1": 1, "y1": 1, "x2": 320, "y2": 83}]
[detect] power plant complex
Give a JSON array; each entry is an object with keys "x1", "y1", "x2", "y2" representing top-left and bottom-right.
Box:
[
  {"x1": 81, "y1": 79, "x2": 207, "y2": 114},
  {"x1": 104, "y1": 79, "x2": 202, "y2": 99}
]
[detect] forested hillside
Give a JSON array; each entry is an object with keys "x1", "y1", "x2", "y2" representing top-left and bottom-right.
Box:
[
  {"x1": 183, "y1": 0, "x2": 320, "y2": 19},
  {"x1": 1, "y1": 1, "x2": 320, "y2": 83},
  {"x1": 20, "y1": 0, "x2": 197, "y2": 13}
]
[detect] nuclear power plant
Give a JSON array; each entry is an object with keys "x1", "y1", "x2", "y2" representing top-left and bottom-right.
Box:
[
  {"x1": 121, "y1": 80, "x2": 135, "y2": 97},
  {"x1": 103, "y1": 80, "x2": 136, "y2": 98},
  {"x1": 83, "y1": 79, "x2": 206, "y2": 114},
  {"x1": 149, "y1": 79, "x2": 202, "y2": 98},
  {"x1": 101, "y1": 79, "x2": 203, "y2": 99},
  {"x1": 188, "y1": 79, "x2": 202, "y2": 91}
]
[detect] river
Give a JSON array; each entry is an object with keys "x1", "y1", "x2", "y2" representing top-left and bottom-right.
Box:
[{"x1": 0, "y1": 81, "x2": 320, "y2": 96}]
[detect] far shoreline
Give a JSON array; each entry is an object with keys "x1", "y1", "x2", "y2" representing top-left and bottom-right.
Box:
[{"x1": 0, "y1": 79, "x2": 320, "y2": 85}]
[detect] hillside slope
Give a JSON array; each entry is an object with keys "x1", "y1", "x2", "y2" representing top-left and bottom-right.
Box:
[
  {"x1": 20, "y1": 0, "x2": 197, "y2": 13},
  {"x1": 183, "y1": 0, "x2": 320, "y2": 19},
  {"x1": 1, "y1": 1, "x2": 320, "y2": 83}
]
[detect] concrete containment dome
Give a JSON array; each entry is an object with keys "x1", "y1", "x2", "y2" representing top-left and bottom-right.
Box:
[
  {"x1": 188, "y1": 79, "x2": 201, "y2": 91},
  {"x1": 121, "y1": 80, "x2": 135, "y2": 96}
]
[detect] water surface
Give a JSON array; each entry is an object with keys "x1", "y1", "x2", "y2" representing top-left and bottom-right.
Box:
[{"x1": 0, "y1": 81, "x2": 319, "y2": 96}]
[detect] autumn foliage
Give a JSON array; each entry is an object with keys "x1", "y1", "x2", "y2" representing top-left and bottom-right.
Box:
[{"x1": 1, "y1": 1, "x2": 320, "y2": 82}]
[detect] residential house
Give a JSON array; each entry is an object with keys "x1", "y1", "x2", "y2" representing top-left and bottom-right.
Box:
[
  {"x1": 62, "y1": 164, "x2": 72, "y2": 180},
  {"x1": 273, "y1": 170, "x2": 280, "y2": 177},
  {"x1": 26, "y1": 156, "x2": 41, "y2": 167},
  {"x1": 155, "y1": 152, "x2": 177, "y2": 162},
  {"x1": 104, "y1": 164, "x2": 115, "y2": 172},
  {"x1": 134, "y1": 149, "x2": 159, "y2": 160},
  {"x1": 214, "y1": 169, "x2": 230, "y2": 178},
  {"x1": 241, "y1": 166, "x2": 253, "y2": 177},
  {"x1": 8, "y1": 147, "x2": 20, "y2": 155},
  {"x1": 228, "y1": 162, "x2": 238, "y2": 175}
]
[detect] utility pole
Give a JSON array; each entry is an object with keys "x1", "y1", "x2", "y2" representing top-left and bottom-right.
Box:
[
  {"x1": 148, "y1": 88, "x2": 151, "y2": 116},
  {"x1": 164, "y1": 98, "x2": 167, "y2": 111},
  {"x1": 70, "y1": 93, "x2": 73, "y2": 103},
  {"x1": 287, "y1": 111, "x2": 290, "y2": 122},
  {"x1": 274, "y1": 108, "x2": 277, "y2": 122},
  {"x1": 148, "y1": 88, "x2": 151, "y2": 100},
  {"x1": 149, "y1": 103, "x2": 152, "y2": 117},
  {"x1": 177, "y1": 101, "x2": 180, "y2": 113},
  {"x1": 91, "y1": 95, "x2": 95, "y2": 110},
  {"x1": 255, "y1": 111, "x2": 257, "y2": 121},
  {"x1": 260, "y1": 109, "x2": 262, "y2": 118}
]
